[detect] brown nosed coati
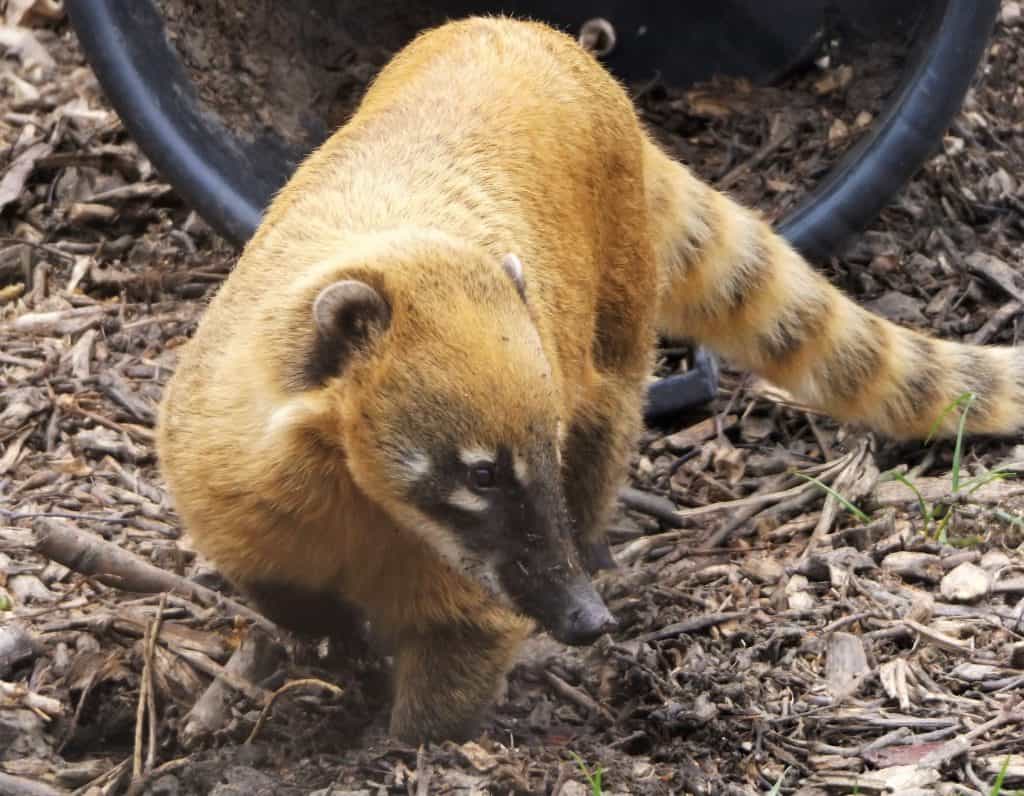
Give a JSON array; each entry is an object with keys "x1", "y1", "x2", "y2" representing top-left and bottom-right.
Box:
[{"x1": 157, "y1": 16, "x2": 1023, "y2": 744}]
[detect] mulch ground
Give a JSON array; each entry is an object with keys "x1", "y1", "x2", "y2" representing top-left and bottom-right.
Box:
[{"x1": 2, "y1": 2, "x2": 1023, "y2": 794}]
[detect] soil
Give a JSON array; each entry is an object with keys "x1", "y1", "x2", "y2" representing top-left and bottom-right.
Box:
[
  {"x1": 155, "y1": 0, "x2": 909, "y2": 214},
  {"x1": 155, "y1": 0, "x2": 448, "y2": 161},
  {"x1": 1, "y1": 2, "x2": 1023, "y2": 795}
]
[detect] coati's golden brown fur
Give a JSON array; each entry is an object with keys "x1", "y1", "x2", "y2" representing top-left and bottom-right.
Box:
[{"x1": 157, "y1": 16, "x2": 1024, "y2": 744}]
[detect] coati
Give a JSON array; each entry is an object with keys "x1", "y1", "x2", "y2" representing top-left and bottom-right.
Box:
[{"x1": 157, "y1": 16, "x2": 1024, "y2": 743}]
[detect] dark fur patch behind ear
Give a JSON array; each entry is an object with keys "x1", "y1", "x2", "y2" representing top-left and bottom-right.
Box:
[{"x1": 305, "y1": 280, "x2": 391, "y2": 386}]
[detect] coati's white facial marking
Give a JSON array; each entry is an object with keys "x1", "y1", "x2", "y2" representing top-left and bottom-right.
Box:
[
  {"x1": 447, "y1": 486, "x2": 490, "y2": 512},
  {"x1": 405, "y1": 450, "x2": 432, "y2": 479},
  {"x1": 396, "y1": 506, "x2": 506, "y2": 601},
  {"x1": 459, "y1": 446, "x2": 496, "y2": 466},
  {"x1": 513, "y1": 453, "x2": 529, "y2": 485}
]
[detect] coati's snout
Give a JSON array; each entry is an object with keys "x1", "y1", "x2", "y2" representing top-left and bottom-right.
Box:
[
  {"x1": 500, "y1": 556, "x2": 618, "y2": 646},
  {"x1": 485, "y1": 468, "x2": 618, "y2": 646}
]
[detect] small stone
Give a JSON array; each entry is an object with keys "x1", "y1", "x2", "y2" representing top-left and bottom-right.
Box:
[
  {"x1": 458, "y1": 741, "x2": 498, "y2": 772},
  {"x1": 1010, "y1": 641, "x2": 1024, "y2": 669},
  {"x1": 1001, "y1": 1, "x2": 1021, "y2": 26},
  {"x1": 7, "y1": 575, "x2": 56, "y2": 605},
  {"x1": 0, "y1": 623, "x2": 38, "y2": 678},
  {"x1": 826, "y1": 632, "x2": 869, "y2": 699},
  {"x1": 785, "y1": 574, "x2": 816, "y2": 611},
  {"x1": 986, "y1": 167, "x2": 1017, "y2": 199},
  {"x1": 866, "y1": 291, "x2": 927, "y2": 326},
  {"x1": 882, "y1": 551, "x2": 943, "y2": 583},
  {"x1": 740, "y1": 555, "x2": 784, "y2": 584},
  {"x1": 951, "y1": 662, "x2": 1005, "y2": 682},
  {"x1": 940, "y1": 562, "x2": 990, "y2": 603},
  {"x1": 828, "y1": 118, "x2": 849, "y2": 146},
  {"x1": 980, "y1": 550, "x2": 1011, "y2": 571},
  {"x1": 854, "y1": 110, "x2": 874, "y2": 129}
]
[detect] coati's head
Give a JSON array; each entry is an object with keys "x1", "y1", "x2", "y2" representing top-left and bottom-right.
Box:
[{"x1": 275, "y1": 231, "x2": 616, "y2": 646}]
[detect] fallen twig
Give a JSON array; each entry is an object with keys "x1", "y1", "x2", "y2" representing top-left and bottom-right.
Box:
[
  {"x1": 0, "y1": 679, "x2": 64, "y2": 720},
  {"x1": 132, "y1": 593, "x2": 166, "y2": 783},
  {"x1": 31, "y1": 518, "x2": 277, "y2": 636},
  {"x1": 636, "y1": 611, "x2": 746, "y2": 643},
  {"x1": 544, "y1": 670, "x2": 614, "y2": 723},
  {"x1": 245, "y1": 678, "x2": 344, "y2": 745},
  {"x1": 0, "y1": 772, "x2": 68, "y2": 796}
]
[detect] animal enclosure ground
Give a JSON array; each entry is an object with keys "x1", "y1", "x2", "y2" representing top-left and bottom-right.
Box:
[{"x1": 2, "y1": 4, "x2": 1024, "y2": 795}]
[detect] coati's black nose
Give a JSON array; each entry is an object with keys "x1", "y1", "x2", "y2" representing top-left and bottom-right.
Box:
[
  {"x1": 553, "y1": 576, "x2": 619, "y2": 646},
  {"x1": 562, "y1": 601, "x2": 618, "y2": 646}
]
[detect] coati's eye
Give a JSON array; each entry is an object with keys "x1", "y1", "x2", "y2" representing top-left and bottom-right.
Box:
[{"x1": 469, "y1": 463, "x2": 497, "y2": 490}]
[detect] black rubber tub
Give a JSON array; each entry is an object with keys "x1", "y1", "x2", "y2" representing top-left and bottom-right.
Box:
[{"x1": 66, "y1": 0, "x2": 1001, "y2": 420}]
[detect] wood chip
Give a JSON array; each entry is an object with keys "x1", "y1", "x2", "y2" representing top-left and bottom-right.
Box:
[
  {"x1": 939, "y1": 562, "x2": 990, "y2": 603},
  {"x1": 825, "y1": 632, "x2": 869, "y2": 699}
]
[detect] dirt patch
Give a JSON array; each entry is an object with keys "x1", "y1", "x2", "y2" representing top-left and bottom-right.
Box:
[
  {"x1": 155, "y1": 1, "x2": 910, "y2": 216},
  {"x1": 2, "y1": 2, "x2": 1024, "y2": 795},
  {"x1": 155, "y1": 0, "x2": 449, "y2": 159}
]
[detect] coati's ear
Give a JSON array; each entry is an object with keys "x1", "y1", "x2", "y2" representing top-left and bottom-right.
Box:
[
  {"x1": 502, "y1": 253, "x2": 526, "y2": 300},
  {"x1": 307, "y1": 280, "x2": 391, "y2": 384}
]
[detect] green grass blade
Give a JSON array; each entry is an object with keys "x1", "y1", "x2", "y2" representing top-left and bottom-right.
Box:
[
  {"x1": 926, "y1": 391, "x2": 974, "y2": 446},
  {"x1": 994, "y1": 509, "x2": 1024, "y2": 528},
  {"x1": 766, "y1": 770, "x2": 787, "y2": 795},
  {"x1": 569, "y1": 752, "x2": 605, "y2": 796},
  {"x1": 963, "y1": 469, "x2": 1014, "y2": 496},
  {"x1": 795, "y1": 473, "x2": 870, "y2": 523},
  {"x1": 950, "y1": 392, "x2": 976, "y2": 493},
  {"x1": 989, "y1": 755, "x2": 1011, "y2": 795},
  {"x1": 883, "y1": 470, "x2": 932, "y2": 528}
]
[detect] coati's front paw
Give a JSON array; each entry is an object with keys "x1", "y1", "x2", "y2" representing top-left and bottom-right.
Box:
[
  {"x1": 389, "y1": 694, "x2": 484, "y2": 745},
  {"x1": 388, "y1": 614, "x2": 530, "y2": 744}
]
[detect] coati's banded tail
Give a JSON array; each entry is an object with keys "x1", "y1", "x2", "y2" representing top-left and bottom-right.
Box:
[{"x1": 646, "y1": 143, "x2": 1024, "y2": 441}]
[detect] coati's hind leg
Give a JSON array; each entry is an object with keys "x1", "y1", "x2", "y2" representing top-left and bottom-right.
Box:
[{"x1": 388, "y1": 605, "x2": 531, "y2": 744}]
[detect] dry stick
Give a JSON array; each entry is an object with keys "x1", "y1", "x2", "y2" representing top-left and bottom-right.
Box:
[
  {"x1": 703, "y1": 451, "x2": 855, "y2": 549},
  {"x1": 131, "y1": 626, "x2": 152, "y2": 782},
  {"x1": 800, "y1": 440, "x2": 871, "y2": 562},
  {"x1": 0, "y1": 772, "x2": 68, "y2": 796},
  {"x1": 617, "y1": 487, "x2": 683, "y2": 527},
  {"x1": 31, "y1": 518, "x2": 278, "y2": 636},
  {"x1": 172, "y1": 647, "x2": 271, "y2": 704},
  {"x1": 73, "y1": 757, "x2": 131, "y2": 796},
  {"x1": 635, "y1": 610, "x2": 747, "y2": 643},
  {"x1": 619, "y1": 452, "x2": 853, "y2": 549},
  {"x1": 676, "y1": 451, "x2": 855, "y2": 520},
  {"x1": 716, "y1": 116, "x2": 795, "y2": 191},
  {"x1": 244, "y1": 678, "x2": 344, "y2": 745},
  {"x1": 544, "y1": 670, "x2": 614, "y2": 723},
  {"x1": 414, "y1": 745, "x2": 433, "y2": 796},
  {"x1": 132, "y1": 592, "x2": 166, "y2": 782},
  {"x1": 0, "y1": 680, "x2": 64, "y2": 719},
  {"x1": 701, "y1": 471, "x2": 792, "y2": 549},
  {"x1": 124, "y1": 756, "x2": 193, "y2": 796},
  {"x1": 919, "y1": 706, "x2": 1024, "y2": 769}
]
